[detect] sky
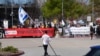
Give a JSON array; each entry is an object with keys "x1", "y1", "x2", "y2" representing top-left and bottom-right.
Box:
[
  {"x1": 0, "y1": 0, "x2": 34, "y2": 4},
  {"x1": 0, "y1": 0, "x2": 90, "y2": 6},
  {"x1": 76, "y1": 0, "x2": 90, "y2": 5}
]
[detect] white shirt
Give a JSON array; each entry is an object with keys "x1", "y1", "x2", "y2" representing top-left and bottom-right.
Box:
[{"x1": 41, "y1": 34, "x2": 51, "y2": 45}]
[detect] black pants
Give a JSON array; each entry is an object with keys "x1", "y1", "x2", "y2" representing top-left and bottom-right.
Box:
[
  {"x1": 43, "y1": 45, "x2": 48, "y2": 56},
  {"x1": 90, "y1": 32, "x2": 93, "y2": 40}
]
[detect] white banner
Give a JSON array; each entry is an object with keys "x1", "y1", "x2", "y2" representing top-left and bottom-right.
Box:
[
  {"x1": 70, "y1": 27, "x2": 90, "y2": 35},
  {"x1": 58, "y1": 27, "x2": 90, "y2": 35}
]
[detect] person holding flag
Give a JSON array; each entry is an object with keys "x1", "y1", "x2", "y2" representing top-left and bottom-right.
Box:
[{"x1": 41, "y1": 31, "x2": 51, "y2": 56}]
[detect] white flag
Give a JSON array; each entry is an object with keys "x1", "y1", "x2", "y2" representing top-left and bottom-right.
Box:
[
  {"x1": 18, "y1": 7, "x2": 28, "y2": 25},
  {"x1": 61, "y1": 20, "x2": 65, "y2": 26}
]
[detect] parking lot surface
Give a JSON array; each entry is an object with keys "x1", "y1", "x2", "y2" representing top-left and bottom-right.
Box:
[{"x1": 0, "y1": 37, "x2": 100, "y2": 56}]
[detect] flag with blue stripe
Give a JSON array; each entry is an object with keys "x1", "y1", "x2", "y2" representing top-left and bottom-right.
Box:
[{"x1": 18, "y1": 7, "x2": 28, "y2": 25}]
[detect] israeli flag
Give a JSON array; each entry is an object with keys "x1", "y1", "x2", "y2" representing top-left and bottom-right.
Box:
[{"x1": 18, "y1": 7, "x2": 28, "y2": 25}]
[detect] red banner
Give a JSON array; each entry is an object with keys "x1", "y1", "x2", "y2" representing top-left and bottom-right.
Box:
[{"x1": 5, "y1": 28, "x2": 55, "y2": 38}]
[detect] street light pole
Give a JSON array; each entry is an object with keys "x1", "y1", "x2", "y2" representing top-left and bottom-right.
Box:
[
  {"x1": 5, "y1": 0, "x2": 7, "y2": 19},
  {"x1": 92, "y1": 0, "x2": 94, "y2": 22},
  {"x1": 11, "y1": 0, "x2": 14, "y2": 27},
  {"x1": 62, "y1": 0, "x2": 64, "y2": 19},
  {"x1": 61, "y1": 0, "x2": 64, "y2": 36}
]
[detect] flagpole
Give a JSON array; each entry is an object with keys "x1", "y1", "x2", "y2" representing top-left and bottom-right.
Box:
[{"x1": 28, "y1": 15, "x2": 33, "y2": 27}]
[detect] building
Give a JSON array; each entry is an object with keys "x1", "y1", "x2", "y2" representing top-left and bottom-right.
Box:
[{"x1": 0, "y1": 0, "x2": 46, "y2": 28}]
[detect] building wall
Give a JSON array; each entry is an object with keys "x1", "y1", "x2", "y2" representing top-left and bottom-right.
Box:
[{"x1": 0, "y1": 0, "x2": 43, "y2": 28}]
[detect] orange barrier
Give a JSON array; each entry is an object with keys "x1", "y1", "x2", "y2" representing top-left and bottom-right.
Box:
[{"x1": 5, "y1": 28, "x2": 55, "y2": 38}]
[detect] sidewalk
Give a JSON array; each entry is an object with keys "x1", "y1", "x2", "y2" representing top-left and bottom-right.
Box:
[{"x1": 0, "y1": 37, "x2": 100, "y2": 56}]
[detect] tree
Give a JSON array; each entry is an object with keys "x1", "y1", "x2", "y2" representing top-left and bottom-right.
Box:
[
  {"x1": 64, "y1": 0, "x2": 88, "y2": 19},
  {"x1": 90, "y1": 0, "x2": 100, "y2": 16},
  {"x1": 41, "y1": 0, "x2": 88, "y2": 19},
  {"x1": 41, "y1": 0, "x2": 61, "y2": 18}
]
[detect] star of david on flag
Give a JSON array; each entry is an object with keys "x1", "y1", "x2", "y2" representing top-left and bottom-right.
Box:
[{"x1": 18, "y1": 7, "x2": 28, "y2": 25}]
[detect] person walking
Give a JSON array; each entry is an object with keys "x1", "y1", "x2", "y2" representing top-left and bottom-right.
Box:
[{"x1": 41, "y1": 31, "x2": 51, "y2": 56}]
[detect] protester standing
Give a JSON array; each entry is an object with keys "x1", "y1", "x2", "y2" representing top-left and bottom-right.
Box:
[
  {"x1": 0, "y1": 27, "x2": 5, "y2": 38},
  {"x1": 41, "y1": 31, "x2": 51, "y2": 56},
  {"x1": 67, "y1": 27, "x2": 73, "y2": 38},
  {"x1": 90, "y1": 26, "x2": 95, "y2": 40},
  {"x1": 96, "y1": 24, "x2": 100, "y2": 38}
]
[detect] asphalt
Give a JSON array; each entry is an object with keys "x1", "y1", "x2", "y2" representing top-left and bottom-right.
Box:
[{"x1": 0, "y1": 36, "x2": 100, "y2": 56}]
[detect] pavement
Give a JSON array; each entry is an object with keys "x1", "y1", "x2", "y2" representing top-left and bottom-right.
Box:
[{"x1": 0, "y1": 36, "x2": 100, "y2": 56}]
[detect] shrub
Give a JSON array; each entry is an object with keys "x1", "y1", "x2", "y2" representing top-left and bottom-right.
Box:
[{"x1": 1, "y1": 46, "x2": 18, "y2": 53}]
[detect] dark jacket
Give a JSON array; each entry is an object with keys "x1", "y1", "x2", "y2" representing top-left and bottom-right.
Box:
[
  {"x1": 90, "y1": 26, "x2": 95, "y2": 34},
  {"x1": 96, "y1": 26, "x2": 100, "y2": 35}
]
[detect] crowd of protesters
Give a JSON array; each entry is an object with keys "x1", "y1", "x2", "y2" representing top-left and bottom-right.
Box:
[{"x1": 0, "y1": 18, "x2": 100, "y2": 39}]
